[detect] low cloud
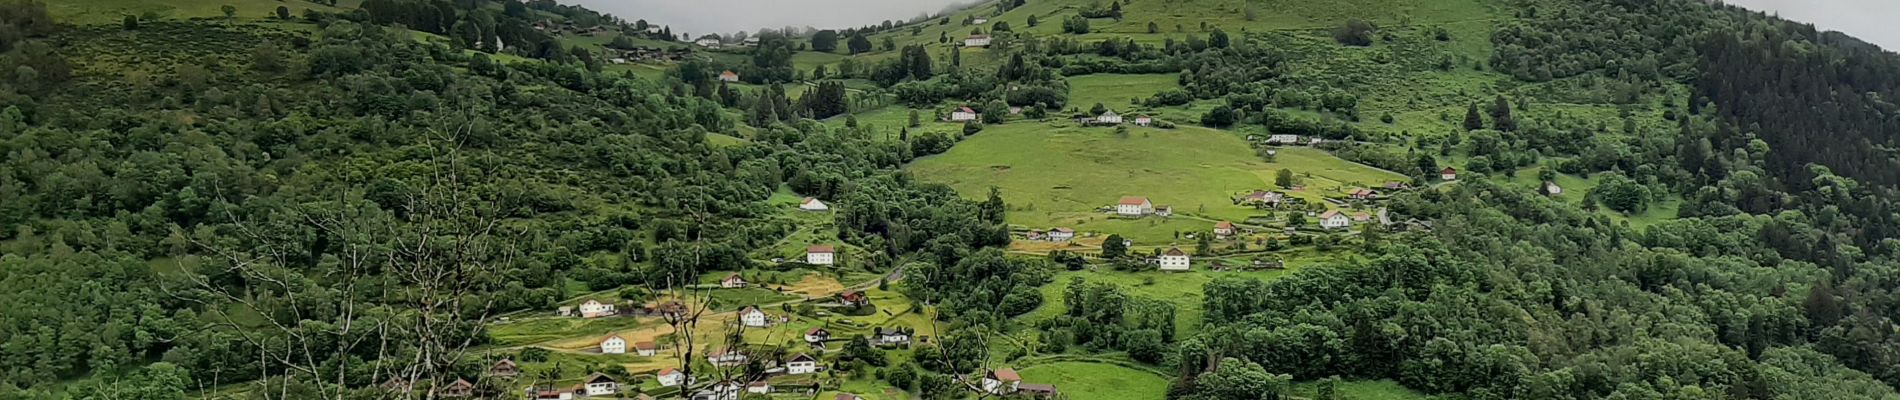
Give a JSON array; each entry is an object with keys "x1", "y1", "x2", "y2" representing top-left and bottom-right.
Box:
[
  {"x1": 563, "y1": 0, "x2": 970, "y2": 37},
  {"x1": 1722, "y1": 0, "x2": 1900, "y2": 51}
]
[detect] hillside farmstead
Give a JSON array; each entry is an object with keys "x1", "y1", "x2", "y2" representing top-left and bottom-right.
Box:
[
  {"x1": 1158, "y1": 247, "x2": 1191, "y2": 271},
  {"x1": 598, "y1": 335, "x2": 627, "y2": 354},
  {"x1": 657, "y1": 368, "x2": 686, "y2": 387},
  {"x1": 806, "y1": 245, "x2": 836, "y2": 265},
  {"x1": 787, "y1": 353, "x2": 819, "y2": 374},
  {"x1": 964, "y1": 34, "x2": 991, "y2": 47},
  {"x1": 798, "y1": 197, "x2": 829, "y2": 211},
  {"x1": 1097, "y1": 110, "x2": 1123, "y2": 124},
  {"x1": 1116, "y1": 196, "x2": 1154, "y2": 216},
  {"x1": 950, "y1": 106, "x2": 980, "y2": 121},
  {"x1": 740, "y1": 306, "x2": 769, "y2": 327},
  {"x1": 1320, "y1": 210, "x2": 1353, "y2": 229},
  {"x1": 720, "y1": 272, "x2": 747, "y2": 288},
  {"x1": 577, "y1": 299, "x2": 615, "y2": 318},
  {"x1": 1441, "y1": 167, "x2": 1459, "y2": 181}
]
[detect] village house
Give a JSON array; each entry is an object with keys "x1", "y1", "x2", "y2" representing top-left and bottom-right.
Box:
[
  {"x1": 656, "y1": 368, "x2": 686, "y2": 387},
  {"x1": 635, "y1": 341, "x2": 658, "y2": 356},
  {"x1": 950, "y1": 106, "x2": 980, "y2": 122},
  {"x1": 489, "y1": 359, "x2": 519, "y2": 378},
  {"x1": 720, "y1": 272, "x2": 748, "y2": 288},
  {"x1": 582, "y1": 373, "x2": 619, "y2": 397},
  {"x1": 787, "y1": 353, "x2": 819, "y2": 375},
  {"x1": 440, "y1": 379, "x2": 473, "y2": 398},
  {"x1": 1441, "y1": 167, "x2": 1458, "y2": 181},
  {"x1": 692, "y1": 381, "x2": 744, "y2": 400},
  {"x1": 799, "y1": 197, "x2": 829, "y2": 211},
  {"x1": 838, "y1": 290, "x2": 869, "y2": 307},
  {"x1": 964, "y1": 34, "x2": 992, "y2": 47},
  {"x1": 1018, "y1": 383, "x2": 1061, "y2": 398},
  {"x1": 804, "y1": 328, "x2": 831, "y2": 345},
  {"x1": 1319, "y1": 210, "x2": 1352, "y2": 230},
  {"x1": 1047, "y1": 227, "x2": 1075, "y2": 242},
  {"x1": 695, "y1": 37, "x2": 722, "y2": 48},
  {"x1": 1214, "y1": 221, "x2": 1236, "y2": 238},
  {"x1": 981, "y1": 368, "x2": 1022, "y2": 394},
  {"x1": 1098, "y1": 110, "x2": 1123, "y2": 125},
  {"x1": 807, "y1": 245, "x2": 836, "y2": 265},
  {"x1": 1155, "y1": 205, "x2": 1173, "y2": 217},
  {"x1": 739, "y1": 306, "x2": 770, "y2": 327},
  {"x1": 599, "y1": 335, "x2": 627, "y2": 354},
  {"x1": 556, "y1": 306, "x2": 572, "y2": 316},
  {"x1": 1352, "y1": 212, "x2": 1374, "y2": 224},
  {"x1": 1243, "y1": 191, "x2": 1284, "y2": 206},
  {"x1": 1158, "y1": 247, "x2": 1191, "y2": 271},
  {"x1": 1116, "y1": 196, "x2": 1154, "y2": 216},
  {"x1": 707, "y1": 348, "x2": 749, "y2": 367},
  {"x1": 1349, "y1": 188, "x2": 1377, "y2": 200},
  {"x1": 1265, "y1": 134, "x2": 1301, "y2": 145},
  {"x1": 718, "y1": 70, "x2": 740, "y2": 82},
  {"x1": 1134, "y1": 115, "x2": 1153, "y2": 126},
  {"x1": 527, "y1": 386, "x2": 575, "y2": 400},
  {"x1": 1309, "y1": 137, "x2": 1326, "y2": 146},
  {"x1": 577, "y1": 299, "x2": 616, "y2": 318},
  {"x1": 746, "y1": 381, "x2": 773, "y2": 395},
  {"x1": 1384, "y1": 181, "x2": 1411, "y2": 190},
  {"x1": 973, "y1": 17, "x2": 989, "y2": 24},
  {"x1": 876, "y1": 328, "x2": 912, "y2": 347}
]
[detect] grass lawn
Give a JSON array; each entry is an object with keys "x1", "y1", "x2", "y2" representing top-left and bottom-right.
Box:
[
  {"x1": 1066, "y1": 73, "x2": 1181, "y2": 112},
  {"x1": 1023, "y1": 257, "x2": 1345, "y2": 333},
  {"x1": 1293, "y1": 379, "x2": 1432, "y2": 400},
  {"x1": 905, "y1": 121, "x2": 1405, "y2": 244},
  {"x1": 1015, "y1": 361, "x2": 1170, "y2": 400},
  {"x1": 48, "y1": 0, "x2": 361, "y2": 24},
  {"x1": 487, "y1": 316, "x2": 653, "y2": 347}
]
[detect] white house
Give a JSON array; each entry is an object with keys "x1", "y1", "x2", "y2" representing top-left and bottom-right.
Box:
[
  {"x1": 695, "y1": 38, "x2": 722, "y2": 48},
  {"x1": 656, "y1": 368, "x2": 686, "y2": 387},
  {"x1": 799, "y1": 197, "x2": 829, "y2": 211},
  {"x1": 718, "y1": 70, "x2": 740, "y2": 82},
  {"x1": 950, "y1": 106, "x2": 980, "y2": 122},
  {"x1": 582, "y1": 373, "x2": 619, "y2": 397},
  {"x1": 1214, "y1": 221, "x2": 1236, "y2": 238},
  {"x1": 1047, "y1": 227, "x2": 1075, "y2": 242},
  {"x1": 1265, "y1": 134, "x2": 1301, "y2": 145},
  {"x1": 876, "y1": 328, "x2": 911, "y2": 347},
  {"x1": 695, "y1": 381, "x2": 743, "y2": 400},
  {"x1": 964, "y1": 34, "x2": 992, "y2": 47},
  {"x1": 1158, "y1": 247, "x2": 1191, "y2": 271},
  {"x1": 1097, "y1": 110, "x2": 1122, "y2": 124},
  {"x1": 1319, "y1": 210, "x2": 1352, "y2": 230},
  {"x1": 1155, "y1": 205, "x2": 1173, "y2": 217},
  {"x1": 746, "y1": 381, "x2": 772, "y2": 395},
  {"x1": 806, "y1": 245, "x2": 835, "y2": 265},
  {"x1": 707, "y1": 348, "x2": 748, "y2": 367},
  {"x1": 1134, "y1": 115, "x2": 1153, "y2": 126},
  {"x1": 739, "y1": 306, "x2": 769, "y2": 328},
  {"x1": 804, "y1": 328, "x2": 831, "y2": 344},
  {"x1": 599, "y1": 335, "x2": 627, "y2": 354},
  {"x1": 787, "y1": 353, "x2": 818, "y2": 375},
  {"x1": 981, "y1": 368, "x2": 1021, "y2": 394},
  {"x1": 635, "y1": 341, "x2": 658, "y2": 356},
  {"x1": 742, "y1": 36, "x2": 761, "y2": 46},
  {"x1": 1116, "y1": 196, "x2": 1154, "y2": 216},
  {"x1": 577, "y1": 299, "x2": 616, "y2": 318},
  {"x1": 972, "y1": 18, "x2": 989, "y2": 25},
  {"x1": 1440, "y1": 167, "x2": 1458, "y2": 181},
  {"x1": 720, "y1": 273, "x2": 748, "y2": 288}
]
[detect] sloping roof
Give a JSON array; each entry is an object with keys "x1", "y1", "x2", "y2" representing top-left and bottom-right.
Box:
[
  {"x1": 1101, "y1": 110, "x2": 1118, "y2": 117},
  {"x1": 808, "y1": 245, "x2": 835, "y2": 253},
  {"x1": 600, "y1": 334, "x2": 624, "y2": 344},
  {"x1": 1018, "y1": 383, "x2": 1059, "y2": 393},
  {"x1": 990, "y1": 368, "x2": 1021, "y2": 382},
  {"x1": 584, "y1": 373, "x2": 616, "y2": 384},
  {"x1": 1118, "y1": 196, "x2": 1150, "y2": 206},
  {"x1": 1442, "y1": 167, "x2": 1457, "y2": 173},
  {"x1": 720, "y1": 70, "x2": 737, "y2": 76},
  {"x1": 739, "y1": 305, "x2": 761, "y2": 314},
  {"x1": 790, "y1": 353, "x2": 817, "y2": 362},
  {"x1": 807, "y1": 328, "x2": 829, "y2": 335},
  {"x1": 1163, "y1": 247, "x2": 1187, "y2": 257},
  {"x1": 635, "y1": 341, "x2": 657, "y2": 350},
  {"x1": 493, "y1": 359, "x2": 517, "y2": 369},
  {"x1": 1215, "y1": 221, "x2": 1234, "y2": 229},
  {"x1": 967, "y1": 34, "x2": 991, "y2": 39},
  {"x1": 724, "y1": 272, "x2": 744, "y2": 281},
  {"x1": 1052, "y1": 227, "x2": 1074, "y2": 233},
  {"x1": 957, "y1": 106, "x2": 976, "y2": 113},
  {"x1": 1320, "y1": 210, "x2": 1345, "y2": 219},
  {"x1": 659, "y1": 367, "x2": 679, "y2": 376}
]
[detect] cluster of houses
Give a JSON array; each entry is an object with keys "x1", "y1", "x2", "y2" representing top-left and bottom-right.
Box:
[
  {"x1": 582, "y1": 328, "x2": 911, "y2": 400},
  {"x1": 969, "y1": 368, "x2": 1061, "y2": 398},
  {"x1": 1259, "y1": 134, "x2": 1327, "y2": 146},
  {"x1": 1022, "y1": 227, "x2": 1076, "y2": 242},
  {"x1": 606, "y1": 46, "x2": 691, "y2": 64},
  {"x1": 517, "y1": 373, "x2": 630, "y2": 400},
  {"x1": 1072, "y1": 110, "x2": 1154, "y2": 127},
  {"x1": 557, "y1": 299, "x2": 688, "y2": 319},
  {"x1": 693, "y1": 36, "x2": 763, "y2": 49}
]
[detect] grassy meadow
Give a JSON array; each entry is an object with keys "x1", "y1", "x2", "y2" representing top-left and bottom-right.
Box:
[{"x1": 1014, "y1": 361, "x2": 1171, "y2": 400}]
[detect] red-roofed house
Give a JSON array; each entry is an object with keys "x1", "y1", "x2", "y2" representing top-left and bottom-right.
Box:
[
  {"x1": 718, "y1": 70, "x2": 739, "y2": 82},
  {"x1": 1115, "y1": 196, "x2": 1154, "y2": 216},
  {"x1": 806, "y1": 245, "x2": 835, "y2": 265},
  {"x1": 982, "y1": 368, "x2": 1022, "y2": 394},
  {"x1": 1319, "y1": 210, "x2": 1352, "y2": 230},
  {"x1": 1158, "y1": 247, "x2": 1190, "y2": 271},
  {"x1": 1214, "y1": 221, "x2": 1236, "y2": 237},
  {"x1": 720, "y1": 273, "x2": 748, "y2": 288},
  {"x1": 951, "y1": 106, "x2": 980, "y2": 122},
  {"x1": 1440, "y1": 167, "x2": 1458, "y2": 181}
]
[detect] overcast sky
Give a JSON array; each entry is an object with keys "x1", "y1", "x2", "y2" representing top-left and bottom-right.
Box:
[
  {"x1": 1722, "y1": 0, "x2": 1900, "y2": 51},
  {"x1": 563, "y1": 0, "x2": 967, "y2": 37}
]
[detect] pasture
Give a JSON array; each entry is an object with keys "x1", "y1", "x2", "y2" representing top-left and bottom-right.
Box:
[
  {"x1": 1065, "y1": 73, "x2": 1181, "y2": 112},
  {"x1": 1015, "y1": 361, "x2": 1171, "y2": 400}
]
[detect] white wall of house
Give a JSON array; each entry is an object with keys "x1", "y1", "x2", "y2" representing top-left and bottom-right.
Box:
[
  {"x1": 658, "y1": 372, "x2": 685, "y2": 387},
  {"x1": 788, "y1": 361, "x2": 817, "y2": 375},
  {"x1": 600, "y1": 337, "x2": 626, "y2": 354},
  {"x1": 807, "y1": 251, "x2": 834, "y2": 265},
  {"x1": 1158, "y1": 255, "x2": 1191, "y2": 271},
  {"x1": 1322, "y1": 215, "x2": 1352, "y2": 229},
  {"x1": 585, "y1": 382, "x2": 617, "y2": 396},
  {"x1": 578, "y1": 301, "x2": 615, "y2": 318},
  {"x1": 741, "y1": 310, "x2": 769, "y2": 327}
]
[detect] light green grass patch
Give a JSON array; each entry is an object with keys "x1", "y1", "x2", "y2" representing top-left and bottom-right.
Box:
[
  {"x1": 1014, "y1": 361, "x2": 1170, "y2": 400},
  {"x1": 1066, "y1": 73, "x2": 1181, "y2": 112}
]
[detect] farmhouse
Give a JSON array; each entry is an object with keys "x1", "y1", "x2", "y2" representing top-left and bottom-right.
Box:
[
  {"x1": 799, "y1": 197, "x2": 829, "y2": 211},
  {"x1": 655, "y1": 367, "x2": 688, "y2": 387},
  {"x1": 1242, "y1": 190, "x2": 1283, "y2": 205},
  {"x1": 838, "y1": 290, "x2": 869, "y2": 307},
  {"x1": 634, "y1": 341, "x2": 658, "y2": 356},
  {"x1": 1116, "y1": 196, "x2": 1154, "y2": 216},
  {"x1": 718, "y1": 70, "x2": 739, "y2": 82},
  {"x1": 577, "y1": 299, "x2": 616, "y2": 318},
  {"x1": 1441, "y1": 167, "x2": 1458, "y2": 181},
  {"x1": 1265, "y1": 134, "x2": 1301, "y2": 145},
  {"x1": 693, "y1": 381, "x2": 744, "y2": 400},
  {"x1": 787, "y1": 353, "x2": 819, "y2": 375},
  {"x1": 1158, "y1": 247, "x2": 1191, "y2": 271},
  {"x1": 1047, "y1": 227, "x2": 1075, "y2": 242},
  {"x1": 1319, "y1": 210, "x2": 1352, "y2": 230},
  {"x1": 1353, "y1": 212, "x2": 1374, "y2": 223},
  {"x1": 804, "y1": 328, "x2": 831, "y2": 344},
  {"x1": 441, "y1": 379, "x2": 473, "y2": 397},
  {"x1": 746, "y1": 381, "x2": 772, "y2": 394},
  {"x1": 695, "y1": 37, "x2": 722, "y2": 48},
  {"x1": 1097, "y1": 110, "x2": 1122, "y2": 124},
  {"x1": 950, "y1": 106, "x2": 980, "y2": 122},
  {"x1": 1155, "y1": 205, "x2": 1173, "y2": 217},
  {"x1": 876, "y1": 328, "x2": 911, "y2": 347},
  {"x1": 720, "y1": 272, "x2": 748, "y2": 288},
  {"x1": 1350, "y1": 188, "x2": 1377, "y2": 200},
  {"x1": 582, "y1": 373, "x2": 619, "y2": 397},
  {"x1": 981, "y1": 368, "x2": 1022, "y2": 394},
  {"x1": 1134, "y1": 115, "x2": 1153, "y2": 126},
  {"x1": 1214, "y1": 221, "x2": 1236, "y2": 238},
  {"x1": 556, "y1": 306, "x2": 572, "y2": 316},
  {"x1": 488, "y1": 359, "x2": 519, "y2": 378},
  {"x1": 973, "y1": 17, "x2": 989, "y2": 24},
  {"x1": 1025, "y1": 229, "x2": 1044, "y2": 241},
  {"x1": 742, "y1": 36, "x2": 761, "y2": 46},
  {"x1": 739, "y1": 306, "x2": 770, "y2": 327},
  {"x1": 599, "y1": 335, "x2": 627, "y2": 354},
  {"x1": 964, "y1": 34, "x2": 992, "y2": 47},
  {"x1": 806, "y1": 245, "x2": 835, "y2": 265},
  {"x1": 707, "y1": 348, "x2": 748, "y2": 366}
]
